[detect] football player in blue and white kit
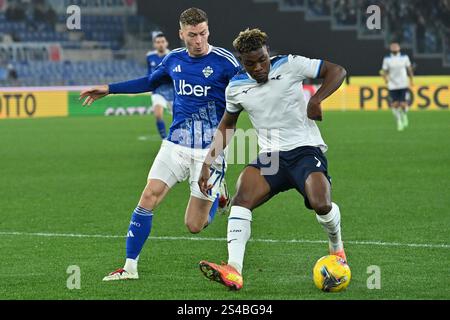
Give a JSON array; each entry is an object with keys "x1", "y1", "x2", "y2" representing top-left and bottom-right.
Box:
[
  {"x1": 80, "y1": 8, "x2": 241, "y2": 281},
  {"x1": 198, "y1": 29, "x2": 348, "y2": 290},
  {"x1": 146, "y1": 33, "x2": 174, "y2": 139}
]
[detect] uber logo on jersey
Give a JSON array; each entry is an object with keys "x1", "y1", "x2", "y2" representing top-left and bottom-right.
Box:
[{"x1": 175, "y1": 80, "x2": 211, "y2": 97}]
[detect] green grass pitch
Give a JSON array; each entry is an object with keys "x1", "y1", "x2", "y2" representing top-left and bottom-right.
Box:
[{"x1": 0, "y1": 111, "x2": 449, "y2": 299}]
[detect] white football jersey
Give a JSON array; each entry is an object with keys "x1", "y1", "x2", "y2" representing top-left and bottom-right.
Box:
[
  {"x1": 382, "y1": 53, "x2": 411, "y2": 90},
  {"x1": 226, "y1": 54, "x2": 327, "y2": 154}
]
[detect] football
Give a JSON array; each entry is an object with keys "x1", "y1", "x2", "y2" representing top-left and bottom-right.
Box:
[{"x1": 313, "y1": 255, "x2": 351, "y2": 292}]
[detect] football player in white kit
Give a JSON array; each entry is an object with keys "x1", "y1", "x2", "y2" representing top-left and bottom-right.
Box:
[
  {"x1": 381, "y1": 42, "x2": 414, "y2": 131},
  {"x1": 197, "y1": 28, "x2": 348, "y2": 290}
]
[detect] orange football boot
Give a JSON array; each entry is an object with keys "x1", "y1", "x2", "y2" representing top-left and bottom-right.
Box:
[
  {"x1": 330, "y1": 242, "x2": 347, "y2": 262},
  {"x1": 199, "y1": 260, "x2": 243, "y2": 290}
]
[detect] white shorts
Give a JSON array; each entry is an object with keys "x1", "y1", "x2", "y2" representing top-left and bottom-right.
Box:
[
  {"x1": 151, "y1": 94, "x2": 171, "y2": 110},
  {"x1": 148, "y1": 140, "x2": 227, "y2": 202}
]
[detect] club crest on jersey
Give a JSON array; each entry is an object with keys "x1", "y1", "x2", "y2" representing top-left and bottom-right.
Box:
[{"x1": 202, "y1": 66, "x2": 214, "y2": 78}]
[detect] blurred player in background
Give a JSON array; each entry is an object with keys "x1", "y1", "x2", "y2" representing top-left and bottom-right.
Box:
[
  {"x1": 80, "y1": 8, "x2": 240, "y2": 281},
  {"x1": 198, "y1": 28, "x2": 347, "y2": 290},
  {"x1": 146, "y1": 33, "x2": 174, "y2": 139},
  {"x1": 381, "y1": 42, "x2": 414, "y2": 131}
]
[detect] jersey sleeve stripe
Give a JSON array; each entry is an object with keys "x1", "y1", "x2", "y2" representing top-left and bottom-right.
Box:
[
  {"x1": 171, "y1": 47, "x2": 186, "y2": 52},
  {"x1": 315, "y1": 60, "x2": 324, "y2": 78},
  {"x1": 213, "y1": 47, "x2": 240, "y2": 65},
  {"x1": 212, "y1": 51, "x2": 239, "y2": 68},
  {"x1": 167, "y1": 48, "x2": 186, "y2": 56},
  {"x1": 271, "y1": 56, "x2": 289, "y2": 70},
  {"x1": 212, "y1": 49, "x2": 239, "y2": 67},
  {"x1": 161, "y1": 47, "x2": 186, "y2": 61},
  {"x1": 214, "y1": 47, "x2": 238, "y2": 62}
]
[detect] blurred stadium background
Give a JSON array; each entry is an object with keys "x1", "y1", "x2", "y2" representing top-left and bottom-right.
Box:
[
  {"x1": 0, "y1": 0, "x2": 448, "y2": 114},
  {"x1": 0, "y1": 0, "x2": 449, "y2": 300},
  {"x1": 0, "y1": 0, "x2": 449, "y2": 83}
]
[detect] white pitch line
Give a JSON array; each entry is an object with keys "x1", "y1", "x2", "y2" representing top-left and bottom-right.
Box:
[{"x1": 0, "y1": 231, "x2": 448, "y2": 249}]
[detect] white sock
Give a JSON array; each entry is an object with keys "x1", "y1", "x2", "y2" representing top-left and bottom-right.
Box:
[
  {"x1": 227, "y1": 206, "x2": 252, "y2": 274},
  {"x1": 392, "y1": 108, "x2": 402, "y2": 122},
  {"x1": 401, "y1": 108, "x2": 408, "y2": 120},
  {"x1": 124, "y1": 257, "x2": 138, "y2": 273},
  {"x1": 316, "y1": 202, "x2": 343, "y2": 252}
]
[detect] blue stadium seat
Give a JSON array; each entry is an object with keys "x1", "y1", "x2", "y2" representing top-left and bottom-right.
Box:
[{"x1": 11, "y1": 60, "x2": 146, "y2": 86}]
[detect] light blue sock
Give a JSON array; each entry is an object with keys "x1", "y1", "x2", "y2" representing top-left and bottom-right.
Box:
[
  {"x1": 207, "y1": 194, "x2": 220, "y2": 225},
  {"x1": 156, "y1": 119, "x2": 167, "y2": 139},
  {"x1": 126, "y1": 206, "x2": 153, "y2": 260}
]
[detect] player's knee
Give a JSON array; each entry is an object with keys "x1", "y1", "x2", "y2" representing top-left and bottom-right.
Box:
[
  {"x1": 310, "y1": 199, "x2": 332, "y2": 215},
  {"x1": 185, "y1": 219, "x2": 205, "y2": 234},
  {"x1": 231, "y1": 193, "x2": 254, "y2": 210},
  {"x1": 308, "y1": 197, "x2": 331, "y2": 216}
]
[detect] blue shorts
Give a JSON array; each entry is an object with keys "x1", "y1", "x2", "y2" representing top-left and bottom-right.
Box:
[
  {"x1": 389, "y1": 89, "x2": 407, "y2": 102},
  {"x1": 248, "y1": 146, "x2": 331, "y2": 210}
]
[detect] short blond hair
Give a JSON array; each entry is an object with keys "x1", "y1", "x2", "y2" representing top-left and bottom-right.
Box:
[{"x1": 233, "y1": 28, "x2": 268, "y2": 54}]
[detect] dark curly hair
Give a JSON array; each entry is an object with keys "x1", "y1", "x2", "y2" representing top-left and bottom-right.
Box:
[{"x1": 233, "y1": 28, "x2": 268, "y2": 54}]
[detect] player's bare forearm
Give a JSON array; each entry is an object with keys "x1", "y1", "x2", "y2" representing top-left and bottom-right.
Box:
[
  {"x1": 307, "y1": 61, "x2": 347, "y2": 121},
  {"x1": 199, "y1": 111, "x2": 239, "y2": 196},
  {"x1": 408, "y1": 66, "x2": 414, "y2": 86},
  {"x1": 203, "y1": 111, "x2": 240, "y2": 166},
  {"x1": 313, "y1": 61, "x2": 347, "y2": 103},
  {"x1": 381, "y1": 70, "x2": 389, "y2": 84}
]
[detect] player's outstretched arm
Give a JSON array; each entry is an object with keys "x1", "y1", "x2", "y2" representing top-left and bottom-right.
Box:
[
  {"x1": 79, "y1": 73, "x2": 166, "y2": 106},
  {"x1": 79, "y1": 58, "x2": 171, "y2": 106},
  {"x1": 198, "y1": 111, "x2": 240, "y2": 196},
  {"x1": 307, "y1": 61, "x2": 347, "y2": 121}
]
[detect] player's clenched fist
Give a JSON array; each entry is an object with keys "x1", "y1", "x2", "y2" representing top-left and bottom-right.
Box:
[
  {"x1": 307, "y1": 97, "x2": 323, "y2": 121},
  {"x1": 79, "y1": 85, "x2": 109, "y2": 106}
]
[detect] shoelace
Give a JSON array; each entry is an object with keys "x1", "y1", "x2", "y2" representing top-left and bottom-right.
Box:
[{"x1": 111, "y1": 268, "x2": 125, "y2": 275}]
